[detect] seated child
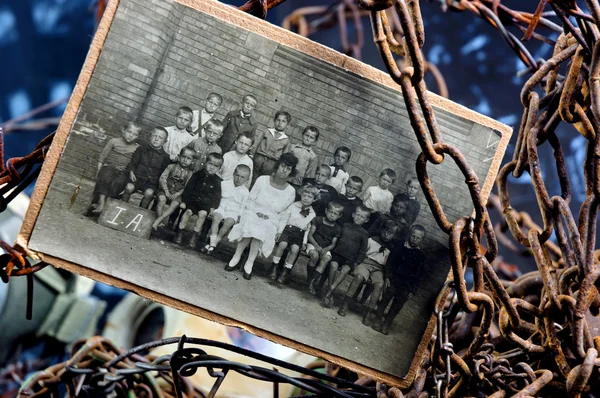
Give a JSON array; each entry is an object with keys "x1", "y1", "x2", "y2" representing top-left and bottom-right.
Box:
[
  {"x1": 327, "y1": 146, "x2": 351, "y2": 194},
  {"x1": 122, "y1": 127, "x2": 171, "y2": 209},
  {"x1": 190, "y1": 92, "x2": 222, "y2": 135},
  {"x1": 249, "y1": 111, "x2": 291, "y2": 185},
  {"x1": 303, "y1": 164, "x2": 338, "y2": 216},
  {"x1": 174, "y1": 153, "x2": 224, "y2": 249},
  {"x1": 288, "y1": 126, "x2": 319, "y2": 188},
  {"x1": 269, "y1": 184, "x2": 319, "y2": 285},
  {"x1": 338, "y1": 176, "x2": 364, "y2": 225},
  {"x1": 221, "y1": 94, "x2": 258, "y2": 152},
  {"x1": 218, "y1": 131, "x2": 254, "y2": 188},
  {"x1": 163, "y1": 106, "x2": 195, "y2": 161},
  {"x1": 151, "y1": 147, "x2": 195, "y2": 230},
  {"x1": 337, "y1": 220, "x2": 400, "y2": 324},
  {"x1": 321, "y1": 205, "x2": 371, "y2": 307},
  {"x1": 89, "y1": 121, "x2": 141, "y2": 214},
  {"x1": 404, "y1": 176, "x2": 422, "y2": 225},
  {"x1": 201, "y1": 164, "x2": 251, "y2": 254},
  {"x1": 372, "y1": 225, "x2": 426, "y2": 335},
  {"x1": 363, "y1": 168, "x2": 396, "y2": 214},
  {"x1": 306, "y1": 201, "x2": 344, "y2": 295},
  {"x1": 187, "y1": 119, "x2": 223, "y2": 172}
]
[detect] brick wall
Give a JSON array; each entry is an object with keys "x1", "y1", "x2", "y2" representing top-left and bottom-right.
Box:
[{"x1": 56, "y1": 0, "x2": 499, "y2": 323}]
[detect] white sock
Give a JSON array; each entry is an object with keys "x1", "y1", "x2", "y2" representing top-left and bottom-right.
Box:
[
  {"x1": 228, "y1": 254, "x2": 241, "y2": 268},
  {"x1": 243, "y1": 261, "x2": 254, "y2": 274},
  {"x1": 272, "y1": 256, "x2": 281, "y2": 264},
  {"x1": 284, "y1": 262, "x2": 294, "y2": 270},
  {"x1": 209, "y1": 234, "x2": 218, "y2": 247}
]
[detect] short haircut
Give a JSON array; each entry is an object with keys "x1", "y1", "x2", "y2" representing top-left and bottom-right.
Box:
[
  {"x1": 274, "y1": 111, "x2": 292, "y2": 123},
  {"x1": 205, "y1": 119, "x2": 224, "y2": 133},
  {"x1": 406, "y1": 175, "x2": 419, "y2": 186},
  {"x1": 235, "y1": 164, "x2": 251, "y2": 175},
  {"x1": 348, "y1": 175, "x2": 364, "y2": 188},
  {"x1": 393, "y1": 193, "x2": 410, "y2": 205},
  {"x1": 298, "y1": 183, "x2": 321, "y2": 202},
  {"x1": 411, "y1": 224, "x2": 426, "y2": 235},
  {"x1": 177, "y1": 106, "x2": 193, "y2": 116},
  {"x1": 319, "y1": 164, "x2": 332, "y2": 175},
  {"x1": 355, "y1": 204, "x2": 372, "y2": 216},
  {"x1": 335, "y1": 146, "x2": 352, "y2": 160},
  {"x1": 380, "y1": 168, "x2": 397, "y2": 182},
  {"x1": 179, "y1": 146, "x2": 196, "y2": 157},
  {"x1": 153, "y1": 127, "x2": 169, "y2": 139},
  {"x1": 124, "y1": 121, "x2": 142, "y2": 131},
  {"x1": 207, "y1": 92, "x2": 223, "y2": 104},
  {"x1": 237, "y1": 131, "x2": 255, "y2": 144},
  {"x1": 303, "y1": 126, "x2": 320, "y2": 140},
  {"x1": 275, "y1": 153, "x2": 298, "y2": 177},
  {"x1": 327, "y1": 201, "x2": 344, "y2": 212},
  {"x1": 243, "y1": 94, "x2": 258, "y2": 105},
  {"x1": 207, "y1": 152, "x2": 224, "y2": 164}
]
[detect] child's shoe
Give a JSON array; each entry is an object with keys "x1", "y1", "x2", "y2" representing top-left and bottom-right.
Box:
[
  {"x1": 362, "y1": 308, "x2": 374, "y2": 326},
  {"x1": 188, "y1": 231, "x2": 199, "y2": 249},
  {"x1": 381, "y1": 317, "x2": 392, "y2": 335},
  {"x1": 174, "y1": 229, "x2": 184, "y2": 245},
  {"x1": 371, "y1": 318, "x2": 384, "y2": 333},
  {"x1": 276, "y1": 268, "x2": 290, "y2": 285},
  {"x1": 337, "y1": 298, "x2": 349, "y2": 316},
  {"x1": 268, "y1": 263, "x2": 279, "y2": 281},
  {"x1": 306, "y1": 273, "x2": 319, "y2": 295}
]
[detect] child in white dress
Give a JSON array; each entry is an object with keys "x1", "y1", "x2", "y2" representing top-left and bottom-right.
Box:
[{"x1": 363, "y1": 168, "x2": 396, "y2": 214}]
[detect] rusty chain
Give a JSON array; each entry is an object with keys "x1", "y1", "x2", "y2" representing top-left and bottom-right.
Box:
[{"x1": 5, "y1": 0, "x2": 600, "y2": 396}]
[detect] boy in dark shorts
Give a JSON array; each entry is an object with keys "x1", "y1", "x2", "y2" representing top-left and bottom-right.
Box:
[
  {"x1": 174, "y1": 152, "x2": 224, "y2": 249},
  {"x1": 321, "y1": 205, "x2": 371, "y2": 307},
  {"x1": 305, "y1": 201, "x2": 343, "y2": 295},
  {"x1": 122, "y1": 127, "x2": 171, "y2": 209},
  {"x1": 269, "y1": 184, "x2": 319, "y2": 285},
  {"x1": 372, "y1": 224, "x2": 426, "y2": 335},
  {"x1": 303, "y1": 164, "x2": 338, "y2": 217},
  {"x1": 337, "y1": 220, "x2": 400, "y2": 323}
]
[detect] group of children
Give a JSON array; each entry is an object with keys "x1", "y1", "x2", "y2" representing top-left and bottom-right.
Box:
[{"x1": 88, "y1": 93, "x2": 427, "y2": 335}]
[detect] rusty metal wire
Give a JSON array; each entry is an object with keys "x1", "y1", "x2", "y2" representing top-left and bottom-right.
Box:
[{"x1": 7, "y1": 0, "x2": 600, "y2": 397}]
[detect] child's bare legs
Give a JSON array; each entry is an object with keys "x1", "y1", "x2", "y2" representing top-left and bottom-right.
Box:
[
  {"x1": 323, "y1": 264, "x2": 351, "y2": 306},
  {"x1": 155, "y1": 194, "x2": 168, "y2": 218},
  {"x1": 242, "y1": 238, "x2": 261, "y2": 278},
  {"x1": 92, "y1": 194, "x2": 107, "y2": 214},
  {"x1": 338, "y1": 275, "x2": 365, "y2": 316},
  {"x1": 320, "y1": 261, "x2": 339, "y2": 306},
  {"x1": 153, "y1": 199, "x2": 180, "y2": 230},
  {"x1": 307, "y1": 253, "x2": 332, "y2": 295},
  {"x1": 227, "y1": 237, "x2": 251, "y2": 270},
  {"x1": 121, "y1": 183, "x2": 136, "y2": 203},
  {"x1": 307, "y1": 250, "x2": 319, "y2": 276},
  {"x1": 269, "y1": 241, "x2": 288, "y2": 280},
  {"x1": 205, "y1": 213, "x2": 235, "y2": 251},
  {"x1": 185, "y1": 210, "x2": 207, "y2": 249},
  {"x1": 278, "y1": 244, "x2": 300, "y2": 284},
  {"x1": 140, "y1": 188, "x2": 155, "y2": 209},
  {"x1": 362, "y1": 281, "x2": 384, "y2": 326},
  {"x1": 174, "y1": 206, "x2": 192, "y2": 245}
]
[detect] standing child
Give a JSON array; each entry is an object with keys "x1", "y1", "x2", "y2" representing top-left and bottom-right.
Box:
[
  {"x1": 338, "y1": 176, "x2": 364, "y2": 225},
  {"x1": 218, "y1": 131, "x2": 254, "y2": 188},
  {"x1": 405, "y1": 176, "x2": 422, "y2": 225},
  {"x1": 363, "y1": 168, "x2": 396, "y2": 214},
  {"x1": 327, "y1": 146, "x2": 352, "y2": 195},
  {"x1": 122, "y1": 127, "x2": 171, "y2": 209},
  {"x1": 303, "y1": 165, "x2": 338, "y2": 216},
  {"x1": 321, "y1": 205, "x2": 371, "y2": 307},
  {"x1": 190, "y1": 93, "x2": 222, "y2": 135},
  {"x1": 288, "y1": 126, "x2": 319, "y2": 188},
  {"x1": 89, "y1": 121, "x2": 141, "y2": 214},
  {"x1": 174, "y1": 153, "x2": 224, "y2": 249},
  {"x1": 220, "y1": 94, "x2": 258, "y2": 152},
  {"x1": 151, "y1": 147, "x2": 195, "y2": 230},
  {"x1": 306, "y1": 201, "x2": 344, "y2": 295},
  {"x1": 250, "y1": 111, "x2": 291, "y2": 185},
  {"x1": 269, "y1": 184, "x2": 319, "y2": 285},
  {"x1": 337, "y1": 220, "x2": 400, "y2": 324},
  {"x1": 372, "y1": 225, "x2": 426, "y2": 335},
  {"x1": 163, "y1": 106, "x2": 195, "y2": 161},
  {"x1": 201, "y1": 164, "x2": 251, "y2": 254},
  {"x1": 187, "y1": 119, "x2": 223, "y2": 172}
]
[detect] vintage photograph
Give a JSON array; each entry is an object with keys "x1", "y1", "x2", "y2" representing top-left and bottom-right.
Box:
[{"x1": 24, "y1": 0, "x2": 509, "y2": 379}]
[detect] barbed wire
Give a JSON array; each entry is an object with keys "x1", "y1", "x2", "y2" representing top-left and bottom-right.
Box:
[{"x1": 4, "y1": 0, "x2": 600, "y2": 396}]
